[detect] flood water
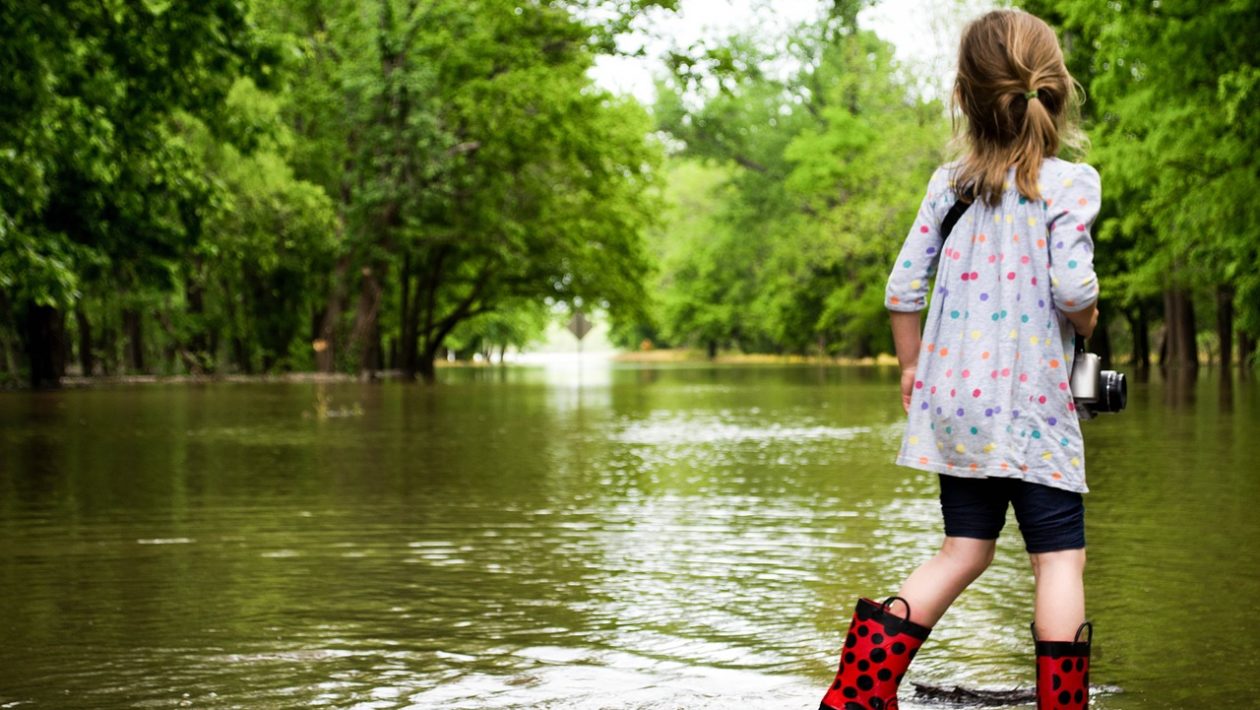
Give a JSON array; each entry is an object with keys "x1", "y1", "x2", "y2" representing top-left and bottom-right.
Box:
[{"x1": 1, "y1": 361, "x2": 1257, "y2": 709}]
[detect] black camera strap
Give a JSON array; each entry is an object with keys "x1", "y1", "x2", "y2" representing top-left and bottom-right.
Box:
[{"x1": 939, "y1": 187, "x2": 974, "y2": 241}]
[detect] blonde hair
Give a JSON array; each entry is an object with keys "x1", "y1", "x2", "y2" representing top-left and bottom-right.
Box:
[{"x1": 950, "y1": 10, "x2": 1087, "y2": 206}]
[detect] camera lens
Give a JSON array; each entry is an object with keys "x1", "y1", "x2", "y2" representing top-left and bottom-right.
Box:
[{"x1": 1101, "y1": 370, "x2": 1127, "y2": 412}]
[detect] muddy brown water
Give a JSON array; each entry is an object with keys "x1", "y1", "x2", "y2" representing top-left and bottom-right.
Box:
[{"x1": 1, "y1": 362, "x2": 1256, "y2": 708}]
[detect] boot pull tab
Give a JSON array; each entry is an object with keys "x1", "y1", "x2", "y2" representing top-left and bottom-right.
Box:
[
  {"x1": 1074, "y1": 621, "x2": 1093, "y2": 645},
  {"x1": 881, "y1": 595, "x2": 913, "y2": 631},
  {"x1": 1030, "y1": 620, "x2": 1093, "y2": 644}
]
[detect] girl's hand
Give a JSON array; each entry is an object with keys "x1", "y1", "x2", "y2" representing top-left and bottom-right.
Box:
[{"x1": 900, "y1": 366, "x2": 917, "y2": 414}]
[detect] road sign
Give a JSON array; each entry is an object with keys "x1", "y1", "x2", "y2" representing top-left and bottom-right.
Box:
[{"x1": 567, "y1": 311, "x2": 592, "y2": 340}]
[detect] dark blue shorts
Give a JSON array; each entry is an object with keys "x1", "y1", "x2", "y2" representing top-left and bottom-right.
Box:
[{"x1": 938, "y1": 473, "x2": 1085, "y2": 553}]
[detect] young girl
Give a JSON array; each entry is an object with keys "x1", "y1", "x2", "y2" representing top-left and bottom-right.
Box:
[{"x1": 820, "y1": 10, "x2": 1099, "y2": 710}]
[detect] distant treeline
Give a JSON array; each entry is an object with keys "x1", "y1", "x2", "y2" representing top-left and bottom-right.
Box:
[{"x1": 2, "y1": 1, "x2": 1256, "y2": 388}]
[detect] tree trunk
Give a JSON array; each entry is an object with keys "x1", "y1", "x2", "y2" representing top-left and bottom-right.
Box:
[
  {"x1": 99, "y1": 317, "x2": 116, "y2": 375},
  {"x1": 122, "y1": 308, "x2": 145, "y2": 373},
  {"x1": 315, "y1": 255, "x2": 351, "y2": 373},
  {"x1": 1129, "y1": 302, "x2": 1151, "y2": 381},
  {"x1": 401, "y1": 247, "x2": 450, "y2": 381},
  {"x1": 1092, "y1": 307, "x2": 1112, "y2": 370},
  {"x1": 185, "y1": 259, "x2": 208, "y2": 362},
  {"x1": 234, "y1": 336, "x2": 252, "y2": 374},
  {"x1": 400, "y1": 335, "x2": 419, "y2": 380},
  {"x1": 370, "y1": 317, "x2": 384, "y2": 374},
  {"x1": 348, "y1": 262, "x2": 386, "y2": 377},
  {"x1": 400, "y1": 267, "x2": 420, "y2": 380},
  {"x1": 417, "y1": 346, "x2": 437, "y2": 384},
  {"x1": 855, "y1": 333, "x2": 873, "y2": 359},
  {"x1": 75, "y1": 305, "x2": 94, "y2": 377},
  {"x1": 1216, "y1": 285, "x2": 1234, "y2": 369},
  {"x1": 707, "y1": 339, "x2": 717, "y2": 359},
  {"x1": 1, "y1": 334, "x2": 18, "y2": 378},
  {"x1": 1239, "y1": 330, "x2": 1254, "y2": 376},
  {"x1": 1161, "y1": 287, "x2": 1198, "y2": 376},
  {"x1": 0, "y1": 293, "x2": 16, "y2": 378},
  {"x1": 24, "y1": 303, "x2": 64, "y2": 389}
]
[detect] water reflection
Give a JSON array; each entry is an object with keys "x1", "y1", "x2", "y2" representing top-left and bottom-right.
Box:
[{"x1": 0, "y1": 366, "x2": 1257, "y2": 708}]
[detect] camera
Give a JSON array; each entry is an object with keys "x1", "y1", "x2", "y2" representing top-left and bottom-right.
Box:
[{"x1": 1069, "y1": 350, "x2": 1127, "y2": 418}]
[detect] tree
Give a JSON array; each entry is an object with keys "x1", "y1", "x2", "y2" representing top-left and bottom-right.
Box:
[
  {"x1": 262, "y1": 0, "x2": 665, "y2": 383},
  {"x1": 0, "y1": 0, "x2": 273, "y2": 387}
]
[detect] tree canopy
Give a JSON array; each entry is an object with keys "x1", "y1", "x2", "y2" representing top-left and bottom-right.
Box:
[{"x1": 1, "y1": 0, "x2": 1256, "y2": 387}]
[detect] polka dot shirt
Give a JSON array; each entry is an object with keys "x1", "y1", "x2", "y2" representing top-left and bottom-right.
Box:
[{"x1": 885, "y1": 158, "x2": 1101, "y2": 493}]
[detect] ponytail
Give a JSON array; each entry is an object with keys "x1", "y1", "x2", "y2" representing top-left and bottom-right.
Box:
[{"x1": 1012, "y1": 90, "x2": 1058, "y2": 201}]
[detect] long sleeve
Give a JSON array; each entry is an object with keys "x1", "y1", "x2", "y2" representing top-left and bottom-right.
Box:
[
  {"x1": 1046, "y1": 163, "x2": 1101, "y2": 313},
  {"x1": 885, "y1": 167, "x2": 952, "y2": 312}
]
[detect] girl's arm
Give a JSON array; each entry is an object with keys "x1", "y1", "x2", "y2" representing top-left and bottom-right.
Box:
[
  {"x1": 891, "y1": 310, "x2": 922, "y2": 413},
  {"x1": 1047, "y1": 163, "x2": 1101, "y2": 318},
  {"x1": 886, "y1": 167, "x2": 947, "y2": 412},
  {"x1": 1064, "y1": 302, "x2": 1099, "y2": 338}
]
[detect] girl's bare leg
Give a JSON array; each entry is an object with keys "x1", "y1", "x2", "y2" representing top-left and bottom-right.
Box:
[
  {"x1": 1029, "y1": 548, "x2": 1086, "y2": 639},
  {"x1": 895, "y1": 536, "x2": 996, "y2": 628}
]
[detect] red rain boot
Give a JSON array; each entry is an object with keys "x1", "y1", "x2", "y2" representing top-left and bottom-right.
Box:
[
  {"x1": 820, "y1": 595, "x2": 932, "y2": 710},
  {"x1": 1032, "y1": 620, "x2": 1092, "y2": 709}
]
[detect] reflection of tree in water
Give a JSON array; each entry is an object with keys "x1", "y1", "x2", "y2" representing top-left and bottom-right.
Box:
[{"x1": 1162, "y1": 367, "x2": 1197, "y2": 409}]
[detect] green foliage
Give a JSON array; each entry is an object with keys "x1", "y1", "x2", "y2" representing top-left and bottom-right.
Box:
[
  {"x1": 1, "y1": 0, "x2": 669, "y2": 384},
  {"x1": 1021, "y1": 0, "x2": 1260, "y2": 365},
  {"x1": 446, "y1": 300, "x2": 552, "y2": 361},
  {"x1": 7, "y1": 0, "x2": 1253, "y2": 384},
  {"x1": 650, "y1": 16, "x2": 946, "y2": 356},
  {"x1": 0, "y1": 0, "x2": 269, "y2": 301}
]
